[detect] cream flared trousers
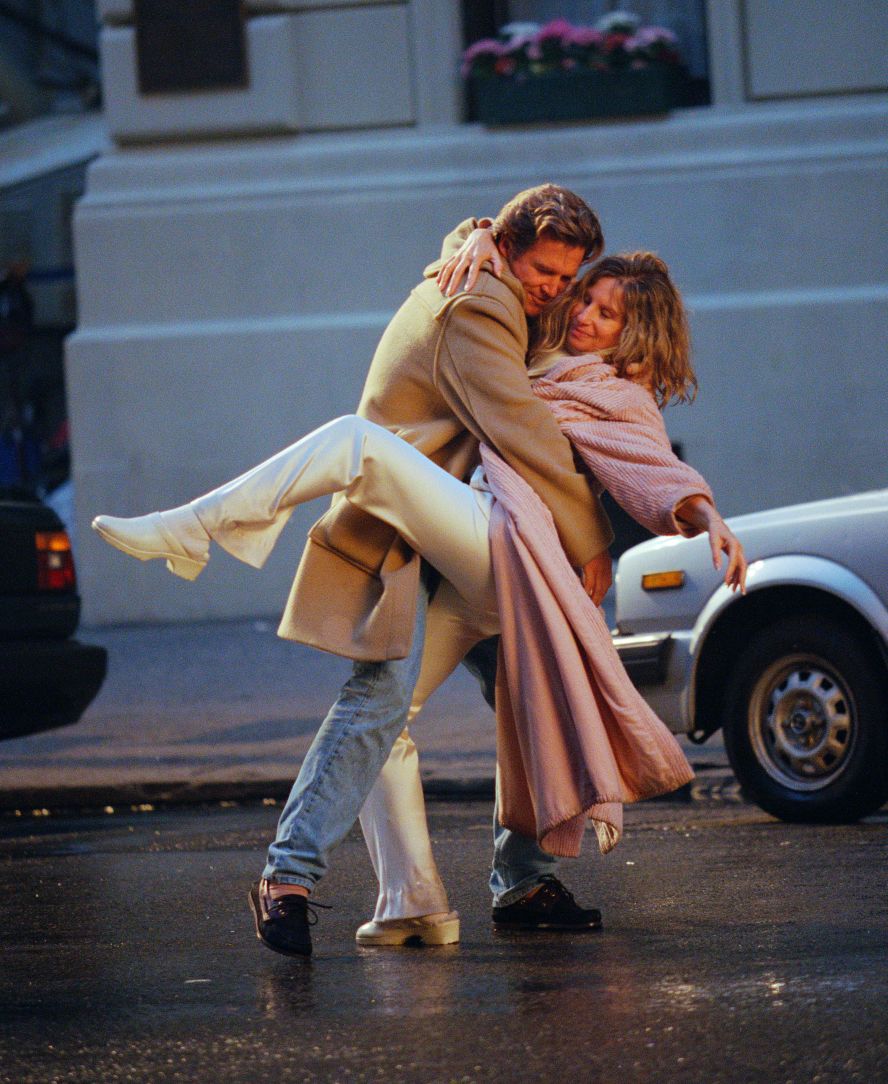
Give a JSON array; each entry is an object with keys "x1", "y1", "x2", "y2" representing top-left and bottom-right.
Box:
[{"x1": 192, "y1": 414, "x2": 499, "y2": 921}]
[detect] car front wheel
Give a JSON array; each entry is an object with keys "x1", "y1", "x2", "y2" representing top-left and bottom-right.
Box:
[{"x1": 723, "y1": 615, "x2": 888, "y2": 823}]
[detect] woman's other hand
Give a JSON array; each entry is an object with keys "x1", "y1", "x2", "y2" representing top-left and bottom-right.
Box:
[
  {"x1": 581, "y1": 550, "x2": 613, "y2": 605},
  {"x1": 437, "y1": 227, "x2": 503, "y2": 297},
  {"x1": 675, "y1": 495, "x2": 747, "y2": 594},
  {"x1": 708, "y1": 517, "x2": 747, "y2": 594}
]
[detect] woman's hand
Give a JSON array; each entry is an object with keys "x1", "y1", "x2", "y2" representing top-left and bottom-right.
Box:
[
  {"x1": 675, "y1": 495, "x2": 747, "y2": 593},
  {"x1": 437, "y1": 227, "x2": 503, "y2": 297},
  {"x1": 581, "y1": 550, "x2": 613, "y2": 605},
  {"x1": 707, "y1": 517, "x2": 747, "y2": 594}
]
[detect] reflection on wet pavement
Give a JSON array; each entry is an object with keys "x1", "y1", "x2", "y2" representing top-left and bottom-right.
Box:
[{"x1": 1, "y1": 801, "x2": 885, "y2": 1082}]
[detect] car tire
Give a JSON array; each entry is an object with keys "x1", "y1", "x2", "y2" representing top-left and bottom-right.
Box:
[{"x1": 723, "y1": 615, "x2": 888, "y2": 823}]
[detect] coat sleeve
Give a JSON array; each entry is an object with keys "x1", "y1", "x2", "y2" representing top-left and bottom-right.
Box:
[
  {"x1": 561, "y1": 399, "x2": 714, "y2": 538},
  {"x1": 434, "y1": 292, "x2": 613, "y2": 566}
]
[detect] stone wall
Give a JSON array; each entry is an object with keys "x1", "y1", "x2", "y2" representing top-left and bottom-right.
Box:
[{"x1": 66, "y1": 1, "x2": 888, "y2": 624}]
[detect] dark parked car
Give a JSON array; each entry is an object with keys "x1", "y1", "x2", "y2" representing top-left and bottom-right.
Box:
[{"x1": 0, "y1": 488, "x2": 107, "y2": 740}]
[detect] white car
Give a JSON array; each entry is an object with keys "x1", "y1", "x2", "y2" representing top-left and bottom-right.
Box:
[{"x1": 612, "y1": 488, "x2": 888, "y2": 822}]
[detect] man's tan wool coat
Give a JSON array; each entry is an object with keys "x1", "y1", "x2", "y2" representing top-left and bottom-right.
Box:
[{"x1": 277, "y1": 222, "x2": 613, "y2": 660}]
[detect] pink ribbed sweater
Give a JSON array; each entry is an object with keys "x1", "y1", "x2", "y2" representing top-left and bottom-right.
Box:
[{"x1": 484, "y1": 355, "x2": 708, "y2": 857}]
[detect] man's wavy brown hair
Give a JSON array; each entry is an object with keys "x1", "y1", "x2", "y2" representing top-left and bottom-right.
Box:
[
  {"x1": 530, "y1": 251, "x2": 697, "y2": 407},
  {"x1": 491, "y1": 183, "x2": 604, "y2": 262}
]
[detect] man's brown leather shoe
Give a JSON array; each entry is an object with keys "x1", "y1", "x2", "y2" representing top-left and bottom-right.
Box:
[
  {"x1": 492, "y1": 876, "x2": 603, "y2": 931},
  {"x1": 249, "y1": 879, "x2": 324, "y2": 957}
]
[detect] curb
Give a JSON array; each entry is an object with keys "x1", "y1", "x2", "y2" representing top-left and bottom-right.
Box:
[
  {"x1": 0, "y1": 777, "x2": 494, "y2": 816},
  {"x1": 0, "y1": 770, "x2": 738, "y2": 818}
]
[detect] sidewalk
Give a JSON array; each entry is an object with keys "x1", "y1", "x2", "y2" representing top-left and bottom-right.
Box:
[{"x1": 0, "y1": 617, "x2": 729, "y2": 810}]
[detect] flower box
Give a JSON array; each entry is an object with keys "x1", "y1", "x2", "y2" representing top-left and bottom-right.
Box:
[
  {"x1": 462, "y1": 15, "x2": 693, "y2": 126},
  {"x1": 470, "y1": 65, "x2": 690, "y2": 126}
]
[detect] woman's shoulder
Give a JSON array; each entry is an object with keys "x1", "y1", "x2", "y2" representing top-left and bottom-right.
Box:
[
  {"x1": 546, "y1": 353, "x2": 656, "y2": 406},
  {"x1": 541, "y1": 352, "x2": 611, "y2": 382}
]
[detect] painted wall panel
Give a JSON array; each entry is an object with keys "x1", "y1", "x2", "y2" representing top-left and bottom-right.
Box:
[
  {"x1": 744, "y1": 0, "x2": 888, "y2": 98},
  {"x1": 100, "y1": 9, "x2": 414, "y2": 141},
  {"x1": 67, "y1": 99, "x2": 888, "y2": 623}
]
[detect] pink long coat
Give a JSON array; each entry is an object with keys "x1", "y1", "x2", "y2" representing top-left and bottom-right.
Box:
[{"x1": 486, "y1": 356, "x2": 711, "y2": 857}]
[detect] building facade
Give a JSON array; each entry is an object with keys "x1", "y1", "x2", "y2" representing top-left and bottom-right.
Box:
[{"x1": 66, "y1": 1, "x2": 888, "y2": 624}]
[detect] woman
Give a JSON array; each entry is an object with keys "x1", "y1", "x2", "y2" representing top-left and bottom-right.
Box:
[{"x1": 93, "y1": 252, "x2": 746, "y2": 945}]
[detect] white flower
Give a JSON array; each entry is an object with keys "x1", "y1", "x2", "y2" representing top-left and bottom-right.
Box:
[
  {"x1": 595, "y1": 11, "x2": 642, "y2": 34},
  {"x1": 499, "y1": 22, "x2": 541, "y2": 41}
]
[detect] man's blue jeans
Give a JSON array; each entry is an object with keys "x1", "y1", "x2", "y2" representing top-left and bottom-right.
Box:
[
  {"x1": 490, "y1": 814, "x2": 558, "y2": 906},
  {"x1": 264, "y1": 577, "x2": 559, "y2": 902},
  {"x1": 264, "y1": 573, "x2": 432, "y2": 890}
]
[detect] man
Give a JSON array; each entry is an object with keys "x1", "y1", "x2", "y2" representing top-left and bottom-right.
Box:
[{"x1": 250, "y1": 184, "x2": 614, "y2": 957}]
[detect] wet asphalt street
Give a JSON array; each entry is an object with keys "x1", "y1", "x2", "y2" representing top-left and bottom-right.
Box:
[{"x1": 1, "y1": 797, "x2": 886, "y2": 1084}]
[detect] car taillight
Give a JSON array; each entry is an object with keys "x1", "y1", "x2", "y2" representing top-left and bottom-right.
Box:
[{"x1": 35, "y1": 531, "x2": 77, "y2": 591}]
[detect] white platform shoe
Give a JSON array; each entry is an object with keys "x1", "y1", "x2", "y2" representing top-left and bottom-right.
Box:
[
  {"x1": 91, "y1": 506, "x2": 210, "y2": 580},
  {"x1": 355, "y1": 911, "x2": 460, "y2": 947}
]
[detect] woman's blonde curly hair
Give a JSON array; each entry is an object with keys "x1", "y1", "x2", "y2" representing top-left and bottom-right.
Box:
[{"x1": 530, "y1": 252, "x2": 697, "y2": 407}]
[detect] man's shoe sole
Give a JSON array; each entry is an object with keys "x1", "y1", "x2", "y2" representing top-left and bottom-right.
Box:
[{"x1": 248, "y1": 885, "x2": 312, "y2": 958}]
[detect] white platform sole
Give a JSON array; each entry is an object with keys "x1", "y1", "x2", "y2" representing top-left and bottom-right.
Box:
[{"x1": 355, "y1": 912, "x2": 460, "y2": 946}]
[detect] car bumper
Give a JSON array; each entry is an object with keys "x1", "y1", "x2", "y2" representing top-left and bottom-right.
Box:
[
  {"x1": 612, "y1": 630, "x2": 694, "y2": 734},
  {"x1": 0, "y1": 639, "x2": 108, "y2": 739}
]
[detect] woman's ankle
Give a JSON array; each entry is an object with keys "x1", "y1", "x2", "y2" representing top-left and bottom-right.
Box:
[{"x1": 159, "y1": 505, "x2": 209, "y2": 552}]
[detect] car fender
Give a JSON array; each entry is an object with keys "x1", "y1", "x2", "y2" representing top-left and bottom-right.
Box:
[{"x1": 687, "y1": 554, "x2": 888, "y2": 720}]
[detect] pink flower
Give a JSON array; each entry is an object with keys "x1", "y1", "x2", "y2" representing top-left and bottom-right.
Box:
[
  {"x1": 626, "y1": 26, "x2": 678, "y2": 50},
  {"x1": 463, "y1": 38, "x2": 505, "y2": 60},
  {"x1": 568, "y1": 27, "x2": 605, "y2": 48},
  {"x1": 535, "y1": 18, "x2": 575, "y2": 43},
  {"x1": 461, "y1": 18, "x2": 682, "y2": 80},
  {"x1": 460, "y1": 37, "x2": 506, "y2": 77}
]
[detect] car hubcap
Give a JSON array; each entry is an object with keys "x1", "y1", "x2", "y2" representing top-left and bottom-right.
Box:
[{"x1": 748, "y1": 654, "x2": 855, "y2": 791}]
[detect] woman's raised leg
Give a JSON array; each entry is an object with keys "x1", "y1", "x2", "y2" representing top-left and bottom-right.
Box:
[{"x1": 94, "y1": 414, "x2": 496, "y2": 609}]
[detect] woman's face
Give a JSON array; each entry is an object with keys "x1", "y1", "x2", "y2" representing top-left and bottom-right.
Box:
[{"x1": 566, "y1": 277, "x2": 625, "y2": 356}]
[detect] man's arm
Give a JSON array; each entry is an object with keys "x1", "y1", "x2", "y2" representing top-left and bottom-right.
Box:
[{"x1": 435, "y1": 292, "x2": 613, "y2": 567}]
